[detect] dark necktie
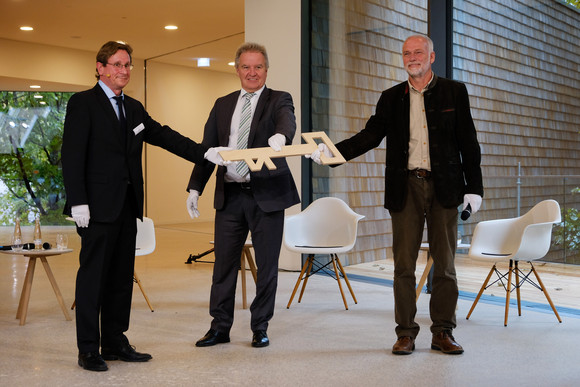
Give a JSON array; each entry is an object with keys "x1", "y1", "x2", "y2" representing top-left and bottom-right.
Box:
[{"x1": 113, "y1": 96, "x2": 127, "y2": 129}]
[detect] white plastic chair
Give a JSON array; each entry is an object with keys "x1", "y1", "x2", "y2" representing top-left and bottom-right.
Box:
[
  {"x1": 135, "y1": 217, "x2": 155, "y2": 312},
  {"x1": 71, "y1": 216, "x2": 156, "y2": 312},
  {"x1": 284, "y1": 197, "x2": 365, "y2": 310},
  {"x1": 465, "y1": 199, "x2": 562, "y2": 326}
]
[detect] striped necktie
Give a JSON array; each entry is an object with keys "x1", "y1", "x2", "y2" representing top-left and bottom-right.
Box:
[{"x1": 235, "y1": 92, "x2": 255, "y2": 177}]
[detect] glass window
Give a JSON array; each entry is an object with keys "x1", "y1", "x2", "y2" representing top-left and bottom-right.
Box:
[{"x1": 0, "y1": 91, "x2": 73, "y2": 226}]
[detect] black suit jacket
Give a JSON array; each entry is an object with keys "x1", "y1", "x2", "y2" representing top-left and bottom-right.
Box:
[
  {"x1": 335, "y1": 74, "x2": 483, "y2": 211},
  {"x1": 187, "y1": 87, "x2": 300, "y2": 212},
  {"x1": 62, "y1": 83, "x2": 208, "y2": 222}
]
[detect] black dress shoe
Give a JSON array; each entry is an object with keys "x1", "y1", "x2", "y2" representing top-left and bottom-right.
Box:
[
  {"x1": 78, "y1": 351, "x2": 108, "y2": 372},
  {"x1": 251, "y1": 330, "x2": 269, "y2": 348},
  {"x1": 195, "y1": 329, "x2": 230, "y2": 347},
  {"x1": 101, "y1": 343, "x2": 152, "y2": 362}
]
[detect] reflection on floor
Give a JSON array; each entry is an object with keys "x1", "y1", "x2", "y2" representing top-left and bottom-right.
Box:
[{"x1": 1, "y1": 222, "x2": 579, "y2": 386}]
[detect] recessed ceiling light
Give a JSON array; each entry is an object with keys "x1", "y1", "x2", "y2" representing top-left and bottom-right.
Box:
[
  {"x1": 228, "y1": 62, "x2": 235, "y2": 66},
  {"x1": 165, "y1": 25, "x2": 178, "y2": 30},
  {"x1": 20, "y1": 26, "x2": 34, "y2": 31},
  {"x1": 197, "y1": 58, "x2": 210, "y2": 67},
  {"x1": 30, "y1": 85, "x2": 41, "y2": 89}
]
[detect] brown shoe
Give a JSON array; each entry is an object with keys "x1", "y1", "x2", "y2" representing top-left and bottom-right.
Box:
[
  {"x1": 431, "y1": 330, "x2": 464, "y2": 354},
  {"x1": 392, "y1": 336, "x2": 415, "y2": 355}
]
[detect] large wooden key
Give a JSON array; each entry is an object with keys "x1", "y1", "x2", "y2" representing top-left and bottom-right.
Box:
[{"x1": 219, "y1": 131, "x2": 346, "y2": 171}]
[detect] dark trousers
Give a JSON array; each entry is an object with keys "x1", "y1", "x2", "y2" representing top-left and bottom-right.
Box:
[
  {"x1": 210, "y1": 184, "x2": 284, "y2": 333},
  {"x1": 390, "y1": 176, "x2": 458, "y2": 339},
  {"x1": 75, "y1": 192, "x2": 137, "y2": 353}
]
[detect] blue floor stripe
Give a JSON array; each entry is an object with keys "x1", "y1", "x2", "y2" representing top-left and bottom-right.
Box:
[{"x1": 344, "y1": 273, "x2": 580, "y2": 318}]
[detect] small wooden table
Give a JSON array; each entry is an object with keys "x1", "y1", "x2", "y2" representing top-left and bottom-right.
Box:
[{"x1": 2, "y1": 248, "x2": 73, "y2": 325}]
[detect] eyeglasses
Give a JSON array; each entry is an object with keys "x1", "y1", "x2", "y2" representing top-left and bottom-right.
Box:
[{"x1": 106, "y1": 62, "x2": 133, "y2": 70}]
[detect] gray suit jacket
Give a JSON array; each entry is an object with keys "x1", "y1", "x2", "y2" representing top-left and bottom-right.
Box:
[{"x1": 187, "y1": 86, "x2": 300, "y2": 212}]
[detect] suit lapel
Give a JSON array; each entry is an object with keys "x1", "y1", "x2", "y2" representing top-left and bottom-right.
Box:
[
  {"x1": 93, "y1": 84, "x2": 127, "y2": 147},
  {"x1": 124, "y1": 96, "x2": 135, "y2": 150}
]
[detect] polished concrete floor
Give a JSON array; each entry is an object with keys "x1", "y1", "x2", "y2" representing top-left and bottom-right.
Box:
[{"x1": 1, "y1": 222, "x2": 580, "y2": 386}]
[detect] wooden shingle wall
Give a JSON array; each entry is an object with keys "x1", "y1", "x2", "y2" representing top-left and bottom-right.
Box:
[
  {"x1": 310, "y1": 0, "x2": 580, "y2": 265},
  {"x1": 453, "y1": 0, "x2": 580, "y2": 262}
]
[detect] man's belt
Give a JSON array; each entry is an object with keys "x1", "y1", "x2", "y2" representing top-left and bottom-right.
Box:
[
  {"x1": 409, "y1": 168, "x2": 431, "y2": 178},
  {"x1": 226, "y1": 182, "x2": 252, "y2": 191}
]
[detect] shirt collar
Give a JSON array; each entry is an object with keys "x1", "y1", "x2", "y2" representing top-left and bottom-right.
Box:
[
  {"x1": 98, "y1": 80, "x2": 124, "y2": 100},
  {"x1": 408, "y1": 72, "x2": 436, "y2": 94},
  {"x1": 240, "y1": 85, "x2": 265, "y2": 100}
]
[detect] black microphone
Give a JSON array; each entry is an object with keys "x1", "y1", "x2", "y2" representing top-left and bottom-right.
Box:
[
  {"x1": 460, "y1": 203, "x2": 472, "y2": 221},
  {"x1": 1, "y1": 243, "x2": 35, "y2": 250},
  {"x1": 43, "y1": 242, "x2": 52, "y2": 249}
]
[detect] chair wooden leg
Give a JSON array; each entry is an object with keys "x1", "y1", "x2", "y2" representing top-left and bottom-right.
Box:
[
  {"x1": 243, "y1": 247, "x2": 258, "y2": 283},
  {"x1": 334, "y1": 255, "x2": 357, "y2": 304},
  {"x1": 331, "y1": 255, "x2": 349, "y2": 310},
  {"x1": 466, "y1": 265, "x2": 496, "y2": 320},
  {"x1": 298, "y1": 257, "x2": 314, "y2": 303},
  {"x1": 71, "y1": 271, "x2": 155, "y2": 312},
  {"x1": 504, "y1": 260, "x2": 514, "y2": 326},
  {"x1": 133, "y1": 271, "x2": 154, "y2": 312},
  {"x1": 287, "y1": 255, "x2": 311, "y2": 309},
  {"x1": 515, "y1": 261, "x2": 522, "y2": 316},
  {"x1": 240, "y1": 254, "x2": 248, "y2": 309},
  {"x1": 416, "y1": 253, "x2": 433, "y2": 301},
  {"x1": 530, "y1": 263, "x2": 562, "y2": 323}
]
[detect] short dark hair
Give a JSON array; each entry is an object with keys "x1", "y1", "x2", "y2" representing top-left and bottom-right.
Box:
[
  {"x1": 95, "y1": 41, "x2": 133, "y2": 79},
  {"x1": 234, "y1": 42, "x2": 269, "y2": 69}
]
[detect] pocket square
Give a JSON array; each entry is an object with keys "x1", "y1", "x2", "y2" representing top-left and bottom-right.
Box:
[{"x1": 133, "y1": 123, "x2": 145, "y2": 135}]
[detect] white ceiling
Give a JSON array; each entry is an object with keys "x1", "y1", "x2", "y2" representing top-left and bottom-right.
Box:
[{"x1": 0, "y1": 0, "x2": 245, "y2": 87}]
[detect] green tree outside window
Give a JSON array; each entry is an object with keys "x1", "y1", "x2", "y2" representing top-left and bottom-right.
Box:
[{"x1": 0, "y1": 91, "x2": 73, "y2": 225}]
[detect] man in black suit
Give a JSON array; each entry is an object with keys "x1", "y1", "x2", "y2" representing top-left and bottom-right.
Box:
[
  {"x1": 186, "y1": 42, "x2": 300, "y2": 348},
  {"x1": 62, "y1": 41, "x2": 223, "y2": 371},
  {"x1": 310, "y1": 35, "x2": 483, "y2": 355}
]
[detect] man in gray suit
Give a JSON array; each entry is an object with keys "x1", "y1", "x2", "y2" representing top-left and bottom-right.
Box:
[{"x1": 187, "y1": 42, "x2": 300, "y2": 348}]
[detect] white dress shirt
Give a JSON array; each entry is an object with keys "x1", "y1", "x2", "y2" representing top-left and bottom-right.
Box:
[{"x1": 225, "y1": 86, "x2": 265, "y2": 182}]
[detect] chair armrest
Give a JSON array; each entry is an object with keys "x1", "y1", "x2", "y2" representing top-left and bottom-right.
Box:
[{"x1": 512, "y1": 222, "x2": 555, "y2": 261}]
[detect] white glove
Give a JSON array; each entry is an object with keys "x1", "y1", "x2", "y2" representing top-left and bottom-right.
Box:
[
  {"x1": 71, "y1": 204, "x2": 90, "y2": 228},
  {"x1": 305, "y1": 143, "x2": 332, "y2": 165},
  {"x1": 268, "y1": 133, "x2": 286, "y2": 151},
  {"x1": 463, "y1": 194, "x2": 482, "y2": 214},
  {"x1": 204, "y1": 147, "x2": 232, "y2": 166},
  {"x1": 186, "y1": 190, "x2": 200, "y2": 219}
]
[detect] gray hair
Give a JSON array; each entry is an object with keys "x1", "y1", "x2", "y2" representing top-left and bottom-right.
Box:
[
  {"x1": 404, "y1": 34, "x2": 434, "y2": 53},
  {"x1": 234, "y1": 42, "x2": 269, "y2": 69}
]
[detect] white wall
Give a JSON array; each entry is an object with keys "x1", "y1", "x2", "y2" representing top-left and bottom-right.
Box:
[
  {"x1": 245, "y1": 0, "x2": 302, "y2": 270},
  {"x1": 144, "y1": 61, "x2": 239, "y2": 223},
  {"x1": 0, "y1": 38, "x2": 144, "y2": 97}
]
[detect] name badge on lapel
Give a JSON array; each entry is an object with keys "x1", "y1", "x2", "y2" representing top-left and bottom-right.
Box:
[{"x1": 133, "y1": 123, "x2": 145, "y2": 135}]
